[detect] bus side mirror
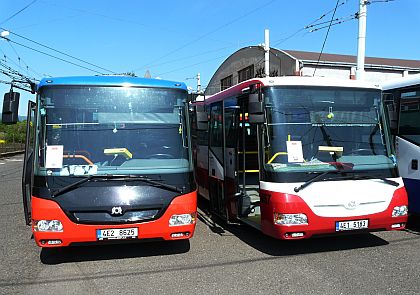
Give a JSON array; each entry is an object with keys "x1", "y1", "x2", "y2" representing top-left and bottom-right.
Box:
[
  {"x1": 2, "y1": 91, "x2": 20, "y2": 124},
  {"x1": 248, "y1": 93, "x2": 264, "y2": 124}
]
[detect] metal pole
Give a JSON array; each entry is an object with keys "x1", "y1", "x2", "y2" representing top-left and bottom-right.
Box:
[
  {"x1": 356, "y1": 0, "x2": 367, "y2": 80},
  {"x1": 197, "y1": 72, "x2": 201, "y2": 93},
  {"x1": 264, "y1": 29, "x2": 270, "y2": 77}
]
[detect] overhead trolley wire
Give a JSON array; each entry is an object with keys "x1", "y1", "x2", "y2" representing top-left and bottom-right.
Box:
[
  {"x1": 0, "y1": 0, "x2": 39, "y2": 26},
  {"x1": 308, "y1": 15, "x2": 357, "y2": 33},
  {"x1": 134, "y1": 0, "x2": 277, "y2": 72},
  {"x1": 313, "y1": 0, "x2": 341, "y2": 77},
  {"x1": 3, "y1": 40, "x2": 41, "y2": 79},
  {"x1": 272, "y1": 0, "x2": 349, "y2": 47},
  {"x1": 3, "y1": 38, "x2": 106, "y2": 75},
  {"x1": 0, "y1": 28, "x2": 116, "y2": 74}
]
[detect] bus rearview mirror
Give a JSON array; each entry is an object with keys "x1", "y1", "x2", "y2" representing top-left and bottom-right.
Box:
[{"x1": 2, "y1": 91, "x2": 20, "y2": 124}]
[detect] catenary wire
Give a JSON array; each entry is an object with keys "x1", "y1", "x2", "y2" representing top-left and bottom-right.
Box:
[
  {"x1": 313, "y1": 0, "x2": 341, "y2": 77},
  {"x1": 134, "y1": 0, "x2": 277, "y2": 72},
  {"x1": 3, "y1": 38, "x2": 106, "y2": 75},
  {"x1": 0, "y1": 0, "x2": 39, "y2": 26},
  {"x1": 1, "y1": 28, "x2": 116, "y2": 74}
]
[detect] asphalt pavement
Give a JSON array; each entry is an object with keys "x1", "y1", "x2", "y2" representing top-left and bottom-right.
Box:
[{"x1": 0, "y1": 154, "x2": 419, "y2": 295}]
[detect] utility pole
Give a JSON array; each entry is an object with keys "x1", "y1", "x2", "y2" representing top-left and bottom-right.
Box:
[
  {"x1": 264, "y1": 29, "x2": 270, "y2": 77},
  {"x1": 196, "y1": 72, "x2": 201, "y2": 93},
  {"x1": 356, "y1": 0, "x2": 367, "y2": 80}
]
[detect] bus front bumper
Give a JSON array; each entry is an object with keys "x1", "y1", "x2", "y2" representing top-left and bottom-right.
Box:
[
  {"x1": 30, "y1": 192, "x2": 197, "y2": 248},
  {"x1": 260, "y1": 187, "x2": 408, "y2": 240}
]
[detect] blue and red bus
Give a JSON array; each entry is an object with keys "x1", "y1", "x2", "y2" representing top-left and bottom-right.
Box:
[
  {"x1": 190, "y1": 76, "x2": 408, "y2": 239},
  {"x1": 2, "y1": 75, "x2": 197, "y2": 247},
  {"x1": 382, "y1": 74, "x2": 420, "y2": 215}
]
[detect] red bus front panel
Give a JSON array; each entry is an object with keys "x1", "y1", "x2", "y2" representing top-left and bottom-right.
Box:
[
  {"x1": 31, "y1": 191, "x2": 197, "y2": 247},
  {"x1": 259, "y1": 183, "x2": 408, "y2": 240}
]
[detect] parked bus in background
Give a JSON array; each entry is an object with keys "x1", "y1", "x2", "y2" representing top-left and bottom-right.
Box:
[
  {"x1": 1, "y1": 76, "x2": 197, "y2": 247},
  {"x1": 190, "y1": 76, "x2": 408, "y2": 240},
  {"x1": 382, "y1": 74, "x2": 420, "y2": 215}
]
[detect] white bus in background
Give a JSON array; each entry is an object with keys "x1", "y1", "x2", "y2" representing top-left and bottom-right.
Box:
[{"x1": 382, "y1": 74, "x2": 420, "y2": 215}]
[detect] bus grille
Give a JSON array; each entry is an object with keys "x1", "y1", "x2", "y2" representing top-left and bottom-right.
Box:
[{"x1": 71, "y1": 209, "x2": 160, "y2": 224}]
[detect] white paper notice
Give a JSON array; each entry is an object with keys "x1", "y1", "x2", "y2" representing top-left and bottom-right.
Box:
[
  {"x1": 286, "y1": 141, "x2": 304, "y2": 163},
  {"x1": 45, "y1": 145, "x2": 64, "y2": 168}
]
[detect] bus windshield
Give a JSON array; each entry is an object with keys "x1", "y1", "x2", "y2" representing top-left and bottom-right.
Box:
[
  {"x1": 263, "y1": 86, "x2": 396, "y2": 176},
  {"x1": 36, "y1": 86, "x2": 191, "y2": 176}
]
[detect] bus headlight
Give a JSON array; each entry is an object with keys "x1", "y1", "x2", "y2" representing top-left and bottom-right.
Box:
[
  {"x1": 392, "y1": 205, "x2": 408, "y2": 217},
  {"x1": 274, "y1": 213, "x2": 308, "y2": 225},
  {"x1": 169, "y1": 213, "x2": 196, "y2": 226},
  {"x1": 34, "y1": 220, "x2": 64, "y2": 232}
]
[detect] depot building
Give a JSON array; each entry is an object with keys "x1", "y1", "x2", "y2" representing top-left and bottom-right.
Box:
[{"x1": 204, "y1": 46, "x2": 420, "y2": 96}]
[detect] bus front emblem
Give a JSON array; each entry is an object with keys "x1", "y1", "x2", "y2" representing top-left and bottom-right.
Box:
[
  {"x1": 345, "y1": 201, "x2": 357, "y2": 210},
  {"x1": 111, "y1": 206, "x2": 123, "y2": 215}
]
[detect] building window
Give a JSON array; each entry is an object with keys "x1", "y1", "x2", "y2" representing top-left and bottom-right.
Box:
[
  {"x1": 238, "y1": 65, "x2": 254, "y2": 83},
  {"x1": 220, "y1": 75, "x2": 233, "y2": 91}
]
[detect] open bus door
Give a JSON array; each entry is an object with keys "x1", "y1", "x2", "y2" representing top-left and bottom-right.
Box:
[
  {"x1": 22, "y1": 101, "x2": 36, "y2": 225},
  {"x1": 208, "y1": 102, "x2": 226, "y2": 219},
  {"x1": 223, "y1": 92, "x2": 264, "y2": 225}
]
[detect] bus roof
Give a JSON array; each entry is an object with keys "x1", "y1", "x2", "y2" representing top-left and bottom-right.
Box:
[
  {"x1": 381, "y1": 73, "x2": 420, "y2": 91},
  {"x1": 37, "y1": 76, "x2": 188, "y2": 91},
  {"x1": 205, "y1": 76, "x2": 381, "y2": 105}
]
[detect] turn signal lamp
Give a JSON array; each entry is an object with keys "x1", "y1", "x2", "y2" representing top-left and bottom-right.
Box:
[
  {"x1": 169, "y1": 213, "x2": 196, "y2": 226},
  {"x1": 34, "y1": 220, "x2": 63, "y2": 232},
  {"x1": 274, "y1": 213, "x2": 308, "y2": 225}
]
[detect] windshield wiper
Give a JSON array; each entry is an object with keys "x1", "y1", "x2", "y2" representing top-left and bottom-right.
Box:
[
  {"x1": 293, "y1": 171, "x2": 399, "y2": 194},
  {"x1": 327, "y1": 174, "x2": 400, "y2": 187},
  {"x1": 51, "y1": 174, "x2": 183, "y2": 198},
  {"x1": 51, "y1": 174, "x2": 98, "y2": 198},
  {"x1": 294, "y1": 171, "x2": 334, "y2": 193},
  {"x1": 115, "y1": 175, "x2": 183, "y2": 194}
]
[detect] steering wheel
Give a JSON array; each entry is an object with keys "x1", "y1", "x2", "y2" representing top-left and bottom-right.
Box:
[
  {"x1": 146, "y1": 153, "x2": 175, "y2": 159},
  {"x1": 348, "y1": 148, "x2": 372, "y2": 155}
]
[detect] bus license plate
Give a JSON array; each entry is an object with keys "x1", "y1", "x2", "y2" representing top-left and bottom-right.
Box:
[
  {"x1": 96, "y1": 228, "x2": 138, "y2": 240},
  {"x1": 335, "y1": 219, "x2": 368, "y2": 231}
]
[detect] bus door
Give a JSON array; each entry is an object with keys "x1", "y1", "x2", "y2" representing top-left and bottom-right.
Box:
[
  {"x1": 208, "y1": 102, "x2": 226, "y2": 218},
  {"x1": 237, "y1": 95, "x2": 261, "y2": 226},
  {"x1": 22, "y1": 100, "x2": 36, "y2": 225},
  {"x1": 224, "y1": 103, "x2": 240, "y2": 221},
  {"x1": 395, "y1": 88, "x2": 420, "y2": 214}
]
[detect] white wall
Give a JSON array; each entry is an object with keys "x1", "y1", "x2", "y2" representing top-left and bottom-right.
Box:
[{"x1": 302, "y1": 65, "x2": 405, "y2": 84}]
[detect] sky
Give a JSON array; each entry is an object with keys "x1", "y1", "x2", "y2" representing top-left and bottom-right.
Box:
[{"x1": 0, "y1": 0, "x2": 419, "y2": 115}]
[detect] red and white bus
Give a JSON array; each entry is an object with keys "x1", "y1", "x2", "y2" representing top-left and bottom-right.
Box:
[
  {"x1": 2, "y1": 75, "x2": 197, "y2": 247},
  {"x1": 190, "y1": 76, "x2": 408, "y2": 239}
]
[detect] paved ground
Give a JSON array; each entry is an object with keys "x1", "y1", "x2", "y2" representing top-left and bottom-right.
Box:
[{"x1": 1, "y1": 154, "x2": 420, "y2": 295}]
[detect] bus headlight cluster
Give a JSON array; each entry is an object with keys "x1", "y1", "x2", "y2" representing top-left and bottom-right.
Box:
[
  {"x1": 392, "y1": 205, "x2": 408, "y2": 217},
  {"x1": 274, "y1": 213, "x2": 308, "y2": 225},
  {"x1": 34, "y1": 220, "x2": 63, "y2": 232},
  {"x1": 169, "y1": 213, "x2": 196, "y2": 226}
]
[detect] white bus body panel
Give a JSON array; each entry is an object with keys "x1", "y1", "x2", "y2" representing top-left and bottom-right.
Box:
[
  {"x1": 260, "y1": 178, "x2": 403, "y2": 218},
  {"x1": 396, "y1": 136, "x2": 420, "y2": 181}
]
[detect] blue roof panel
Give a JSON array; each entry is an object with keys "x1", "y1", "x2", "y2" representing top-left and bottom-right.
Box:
[{"x1": 37, "y1": 76, "x2": 188, "y2": 91}]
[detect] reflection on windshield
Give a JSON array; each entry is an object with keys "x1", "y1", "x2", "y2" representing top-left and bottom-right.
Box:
[
  {"x1": 37, "y1": 86, "x2": 191, "y2": 176},
  {"x1": 263, "y1": 86, "x2": 396, "y2": 173}
]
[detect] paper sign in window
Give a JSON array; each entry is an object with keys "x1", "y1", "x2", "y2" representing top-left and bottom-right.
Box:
[
  {"x1": 286, "y1": 141, "x2": 304, "y2": 163},
  {"x1": 45, "y1": 145, "x2": 64, "y2": 168}
]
